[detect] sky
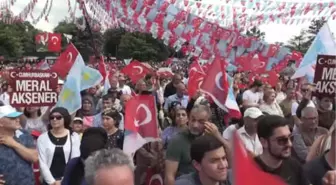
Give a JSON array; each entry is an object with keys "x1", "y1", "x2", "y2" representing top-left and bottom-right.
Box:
[{"x1": 7, "y1": 0, "x2": 336, "y2": 44}]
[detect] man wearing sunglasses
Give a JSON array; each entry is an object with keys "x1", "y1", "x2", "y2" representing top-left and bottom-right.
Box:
[{"x1": 254, "y1": 115, "x2": 310, "y2": 185}]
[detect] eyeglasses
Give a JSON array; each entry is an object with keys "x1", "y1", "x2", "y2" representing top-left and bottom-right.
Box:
[
  {"x1": 274, "y1": 135, "x2": 294, "y2": 146},
  {"x1": 49, "y1": 115, "x2": 63, "y2": 120}
]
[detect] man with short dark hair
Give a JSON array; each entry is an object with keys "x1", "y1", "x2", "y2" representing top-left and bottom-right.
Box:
[
  {"x1": 164, "y1": 74, "x2": 183, "y2": 98},
  {"x1": 255, "y1": 115, "x2": 310, "y2": 185},
  {"x1": 164, "y1": 105, "x2": 231, "y2": 185},
  {"x1": 175, "y1": 135, "x2": 230, "y2": 185}
]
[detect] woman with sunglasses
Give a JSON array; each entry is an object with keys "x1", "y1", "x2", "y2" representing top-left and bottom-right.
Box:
[{"x1": 37, "y1": 107, "x2": 81, "y2": 185}]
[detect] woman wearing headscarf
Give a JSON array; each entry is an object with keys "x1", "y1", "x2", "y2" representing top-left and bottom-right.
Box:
[
  {"x1": 76, "y1": 95, "x2": 101, "y2": 129},
  {"x1": 37, "y1": 107, "x2": 81, "y2": 185},
  {"x1": 61, "y1": 127, "x2": 108, "y2": 185}
]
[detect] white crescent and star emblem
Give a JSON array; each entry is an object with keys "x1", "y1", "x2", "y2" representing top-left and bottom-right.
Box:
[
  {"x1": 149, "y1": 174, "x2": 163, "y2": 185},
  {"x1": 134, "y1": 104, "x2": 152, "y2": 127},
  {"x1": 259, "y1": 61, "x2": 266, "y2": 68},
  {"x1": 215, "y1": 72, "x2": 224, "y2": 91},
  {"x1": 51, "y1": 36, "x2": 59, "y2": 45},
  {"x1": 196, "y1": 77, "x2": 204, "y2": 88},
  {"x1": 51, "y1": 72, "x2": 58, "y2": 78},
  {"x1": 189, "y1": 67, "x2": 197, "y2": 72},
  {"x1": 40, "y1": 34, "x2": 49, "y2": 45},
  {"x1": 10, "y1": 72, "x2": 16, "y2": 78},
  {"x1": 271, "y1": 46, "x2": 277, "y2": 53},
  {"x1": 133, "y1": 66, "x2": 143, "y2": 75},
  {"x1": 67, "y1": 52, "x2": 73, "y2": 63}
]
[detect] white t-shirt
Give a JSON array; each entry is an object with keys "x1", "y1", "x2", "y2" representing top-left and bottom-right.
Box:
[
  {"x1": 222, "y1": 124, "x2": 238, "y2": 140},
  {"x1": 242, "y1": 89, "x2": 261, "y2": 105},
  {"x1": 119, "y1": 85, "x2": 132, "y2": 95},
  {"x1": 291, "y1": 100, "x2": 316, "y2": 116}
]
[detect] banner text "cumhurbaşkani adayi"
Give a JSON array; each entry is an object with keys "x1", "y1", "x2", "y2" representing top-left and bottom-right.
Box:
[{"x1": 9, "y1": 70, "x2": 58, "y2": 107}]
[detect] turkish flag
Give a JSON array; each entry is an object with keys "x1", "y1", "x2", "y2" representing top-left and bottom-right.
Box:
[
  {"x1": 47, "y1": 33, "x2": 62, "y2": 52},
  {"x1": 124, "y1": 95, "x2": 159, "y2": 138},
  {"x1": 121, "y1": 61, "x2": 153, "y2": 83},
  {"x1": 233, "y1": 132, "x2": 286, "y2": 185},
  {"x1": 51, "y1": 43, "x2": 78, "y2": 79},
  {"x1": 200, "y1": 57, "x2": 228, "y2": 111},
  {"x1": 188, "y1": 60, "x2": 205, "y2": 77},
  {"x1": 188, "y1": 71, "x2": 205, "y2": 97}
]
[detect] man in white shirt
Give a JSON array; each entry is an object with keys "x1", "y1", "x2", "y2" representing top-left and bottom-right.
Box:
[
  {"x1": 242, "y1": 80, "x2": 263, "y2": 109},
  {"x1": 237, "y1": 107, "x2": 264, "y2": 156},
  {"x1": 118, "y1": 75, "x2": 132, "y2": 95}
]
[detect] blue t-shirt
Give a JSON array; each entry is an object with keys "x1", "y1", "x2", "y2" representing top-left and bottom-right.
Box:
[{"x1": 0, "y1": 130, "x2": 35, "y2": 185}]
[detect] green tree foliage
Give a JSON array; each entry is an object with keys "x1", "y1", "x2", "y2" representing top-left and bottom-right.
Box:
[
  {"x1": 245, "y1": 26, "x2": 266, "y2": 40},
  {"x1": 105, "y1": 29, "x2": 173, "y2": 62},
  {"x1": 53, "y1": 17, "x2": 103, "y2": 61},
  {"x1": 286, "y1": 30, "x2": 309, "y2": 54},
  {"x1": 103, "y1": 28, "x2": 126, "y2": 57},
  {"x1": 286, "y1": 18, "x2": 326, "y2": 54},
  {"x1": 0, "y1": 18, "x2": 40, "y2": 58},
  {"x1": 305, "y1": 18, "x2": 326, "y2": 47}
]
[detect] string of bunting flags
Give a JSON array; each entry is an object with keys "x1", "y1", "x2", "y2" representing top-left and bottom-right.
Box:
[{"x1": 92, "y1": 0, "x2": 306, "y2": 74}]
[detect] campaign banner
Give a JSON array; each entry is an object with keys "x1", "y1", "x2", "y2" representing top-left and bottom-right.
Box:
[
  {"x1": 313, "y1": 55, "x2": 336, "y2": 98},
  {"x1": 9, "y1": 70, "x2": 58, "y2": 107}
]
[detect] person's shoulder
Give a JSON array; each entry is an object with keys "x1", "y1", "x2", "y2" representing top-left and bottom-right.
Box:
[
  {"x1": 175, "y1": 173, "x2": 198, "y2": 185},
  {"x1": 303, "y1": 155, "x2": 324, "y2": 171},
  {"x1": 282, "y1": 157, "x2": 304, "y2": 171},
  {"x1": 37, "y1": 131, "x2": 49, "y2": 142}
]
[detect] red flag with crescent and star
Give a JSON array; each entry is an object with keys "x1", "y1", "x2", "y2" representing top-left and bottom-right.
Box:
[{"x1": 123, "y1": 95, "x2": 160, "y2": 156}]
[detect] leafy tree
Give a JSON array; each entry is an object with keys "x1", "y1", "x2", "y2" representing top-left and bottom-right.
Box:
[
  {"x1": 304, "y1": 18, "x2": 327, "y2": 47},
  {"x1": 103, "y1": 28, "x2": 126, "y2": 57},
  {"x1": 0, "y1": 19, "x2": 40, "y2": 58},
  {"x1": 111, "y1": 31, "x2": 172, "y2": 61},
  {"x1": 53, "y1": 17, "x2": 104, "y2": 61},
  {"x1": 286, "y1": 30, "x2": 309, "y2": 54},
  {"x1": 245, "y1": 26, "x2": 266, "y2": 40}
]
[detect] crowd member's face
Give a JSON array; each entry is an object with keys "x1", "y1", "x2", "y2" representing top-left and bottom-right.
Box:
[
  {"x1": 319, "y1": 97, "x2": 333, "y2": 111},
  {"x1": 176, "y1": 83, "x2": 186, "y2": 96},
  {"x1": 88, "y1": 87, "x2": 98, "y2": 95},
  {"x1": 173, "y1": 75, "x2": 182, "y2": 85},
  {"x1": 301, "y1": 109, "x2": 318, "y2": 130},
  {"x1": 49, "y1": 112, "x2": 64, "y2": 129},
  {"x1": 286, "y1": 89, "x2": 295, "y2": 99},
  {"x1": 300, "y1": 84, "x2": 311, "y2": 97},
  {"x1": 82, "y1": 100, "x2": 92, "y2": 111},
  {"x1": 243, "y1": 117, "x2": 259, "y2": 133},
  {"x1": 188, "y1": 109, "x2": 209, "y2": 136},
  {"x1": 136, "y1": 81, "x2": 147, "y2": 92},
  {"x1": 175, "y1": 109, "x2": 188, "y2": 126},
  {"x1": 194, "y1": 147, "x2": 228, "y2": 182},
  {"x1": 94, "y1": 165, "x2": 134, "y2": 185},
  {"x1": 103, "y1": 98, "x2": 113, "y2": 110},
  {"x1": 0, "y1": 117, "x2": 20, "y2": 132},
  {"x1": 26, "y1": 107, "x2": 38, "y2": 113},
  {"x1": 257, "y1": 85, "x2": 264, "y2": 92},
  {"x1": 72, "y1": 121, "x2": 83, "y2": 133},
  {"x1": 103, "y1": 116, "x2": 116, "y2": 130},
  {"x1": 268, "y1": 91, "x2": 276, "y2": 103},
  {"x1": 262, "y1": 125, "x2": 292, "y2": 160},
  {"x1": 110, "y1": 77, "x2": 118, "y2": 88}
]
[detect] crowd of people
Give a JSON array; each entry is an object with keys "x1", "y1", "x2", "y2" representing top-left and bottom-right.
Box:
[{"x1": 0, "y1": 60, "x2": 335, "y2": 185}]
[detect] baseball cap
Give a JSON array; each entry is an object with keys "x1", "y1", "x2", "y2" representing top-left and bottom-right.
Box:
[
  {"x1": 73, "y1": 117, "x2": 83, "y2": 123},
  {"x1": 244, "y1": 107, "x2": 263, "y2": 119},
  {"x1": 0, "y1": 105, "x2": 23, "y2": 119}
]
